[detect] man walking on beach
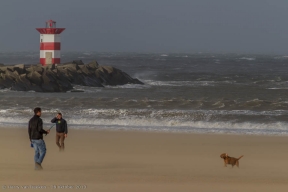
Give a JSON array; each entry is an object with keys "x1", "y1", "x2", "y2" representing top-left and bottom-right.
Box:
[
  {"x1": 51, "y1": 113, "x2": 68, "y2": 151},
  {"x1": 28, "y1": 107, "x2": 50, "y2": 170}
]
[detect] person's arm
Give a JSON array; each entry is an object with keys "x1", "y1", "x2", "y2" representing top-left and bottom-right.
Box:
[
  {"x1": 51, "y1": 117, "x2": 57, "y2": 123},
  {"x1": 64, "y1": 120, "x2": 68, "y2": 137},
  {"x1": 38, "y1": 119, "x2": 48, "y2": 134},
  {"x1": 28, "y1": 121, "x2": 32, "y2": 141}
]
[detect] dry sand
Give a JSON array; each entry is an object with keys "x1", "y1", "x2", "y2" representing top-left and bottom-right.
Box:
[{"x1": 0, "y1": 128, "x2": 288, "y2": 192}]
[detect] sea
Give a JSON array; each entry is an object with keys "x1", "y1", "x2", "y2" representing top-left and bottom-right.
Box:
[{"x1": 1, "y1": 52, "x2": 288, "y2": 136}]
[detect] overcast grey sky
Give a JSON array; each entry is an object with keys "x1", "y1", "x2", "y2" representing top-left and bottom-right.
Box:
[{"x1": 1, "y1": 0, "x2": 288, "y2": 54}]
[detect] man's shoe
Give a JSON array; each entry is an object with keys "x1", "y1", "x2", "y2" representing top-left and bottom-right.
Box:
[{"x1": 35, "y1": 162, "x2": 43, "y2": 170}]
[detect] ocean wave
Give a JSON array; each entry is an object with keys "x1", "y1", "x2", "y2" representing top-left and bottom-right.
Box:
[
  {"x1": 1, "y1": 96, "x2": 288, "y2": 111},
  {"x1": 70, "y1": 80, "x2": 233, "y2": 89},
  {"x1": 0, "y1": 108, "x2": 287, "y2": 125},
  {"x1": 105, "y1": 84, "x2": 150, "y2": 89},
  {"x1": 238, "y1": 57, "x2": 256, "y2": 61},
  {"x1": 1, "y1": 116, "x2": 288, "y2": 136},
  {"x1": 144, "y1": 80, "x2": 216, "y2": 87},
  {"x1": 1, "y1": 106, "x2": 288, "y2": 135}
]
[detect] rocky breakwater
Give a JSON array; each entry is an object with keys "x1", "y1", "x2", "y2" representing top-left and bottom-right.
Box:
[{"x1": 0, "y1": 60, "x2": 143, "y2": 92}]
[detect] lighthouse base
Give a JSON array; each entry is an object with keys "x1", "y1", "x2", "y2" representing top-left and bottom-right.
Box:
[{"x1": 40, "y1": 58, "x2": 60, "y2": 66}]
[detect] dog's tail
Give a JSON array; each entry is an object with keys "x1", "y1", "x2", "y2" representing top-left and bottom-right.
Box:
[{"x1": 237, "y1": 155, "x2": 244, "y2": 160}]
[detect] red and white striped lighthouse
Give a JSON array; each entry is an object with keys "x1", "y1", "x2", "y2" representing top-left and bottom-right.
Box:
[{"x1": 36, "y1": 20, "x2": 65, "y2": 65}]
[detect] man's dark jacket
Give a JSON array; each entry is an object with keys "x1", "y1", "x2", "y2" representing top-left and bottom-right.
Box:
[
  {"x1": 51, "y1": 117, "x2": 68, "y2": 134},
  {"x1": 28, "y1": 115, "x2": 48, "y2": 140}
]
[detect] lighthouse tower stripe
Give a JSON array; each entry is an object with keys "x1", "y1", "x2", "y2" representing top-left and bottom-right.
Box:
[
  {"x1": 40, "y1": 34, "x2": 61, "y2": 42},
  {"x1": 40, "y1": 50, "x2": 61, "y2": 58},
  {"x1": 40, "y1": 34, "x2": 61, "y2": 50},
  {"x1": 40, "y1": 50, "x2": 61, "y2": 65},
  {"x1": 40, "y1": 42, "x2": 61, "y2": 50}
]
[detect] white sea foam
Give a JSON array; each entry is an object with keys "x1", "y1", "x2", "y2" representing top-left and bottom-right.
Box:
[
  {"x1": 71, "y1": 80, "x2": 223, "y2": 90},
  {"x1": 267, "y1": 88, "x2": 288, "y2": 90},
  {"x1": 0, "y1": 88, "x2": 11, "y2": 92},
  {"x1": 2, "y1": 116, "x2": 288, "y2": 136},
  {"x1": 0, "y1": 106, "x2": 288, "y2": 135},
  {"x1": 144, "y1": 80, "x2": 234, "y2": 87},
  {"x1": 238, "y1": 57, "x2": 256, "y2": 61},
  {"x1": 0, "y1": 108, "x2": 287, "y2": 135},
  {"x1": 105, "y1": 84, "x2": 149, "y2": 89}
]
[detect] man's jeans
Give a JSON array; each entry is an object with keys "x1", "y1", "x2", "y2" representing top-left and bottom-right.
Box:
[{"x1": 31, "y1": 139, "x2": 46, "y2": 164}]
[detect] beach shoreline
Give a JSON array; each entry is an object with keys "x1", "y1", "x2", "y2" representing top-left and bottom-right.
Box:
[{"x1": 1, "y1": 127, "x2": 288, "y2": 192}]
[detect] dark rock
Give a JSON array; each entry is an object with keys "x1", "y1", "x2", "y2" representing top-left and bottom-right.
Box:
[
  {"x1": 44, "y1": 64, "x2": 54, "y2": 70},
  {"x1": 0, "y1": 66, "x2": 7, "y2": 73},
  {"x1": 12, "y1": 74, "x2": 32, "y2": 91},
  {"x1": 87, "y1": 60, "x2": 99, "y2": 70},
  {"x1": 96, "y1": 66, "x2": 144, "y2": 86},
  {"x1": 26, "y1": 65, "x2": 44, "y2": 74},
  {"x1": 72, "y1": 60, "x2": 84, "y2": 65},
  {"x1": 14, "y1": 64, "x2": 26, "y2": 75},
  {"x1": 78, "y1": 65, "x2": 92, "y2": 76},
  {"x1": 0, "y1": 75, "x2": 6, "y2": 89},
  {"x1": 60, "y1": 63, "x2": 80, "y2": 71},
  {"x1": 6, "y1": 66, "x2": 15, "y2": 72},
  {"x1": 41, "y1": 70, "x2": 60, "y2": 92},
  {"x1": 0, "y1": 60, "x2": 143, "y2": 92},
  {"x1": 5, "y1": 70, "x2": 19, "y2": 80},
  {"x1": 27, "y1": 71, "x2": 42, "y2": 86},
  {"x1": 60, "y1": 64, "x2": 82, "y2": 84},
  {"x1": 41, "y1": 68, "x2": 73, "y2": 92},
  {"x1": 0, "y1": 73, "x2": 15, "y2": 88},
  {"x1": 54, "y1": 68, "x2": 74, "y2": 90}
]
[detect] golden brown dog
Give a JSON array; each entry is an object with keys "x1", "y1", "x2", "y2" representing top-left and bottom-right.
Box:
[{"x1": 220, "y1": 153, "x2": 243, "y2": 168}]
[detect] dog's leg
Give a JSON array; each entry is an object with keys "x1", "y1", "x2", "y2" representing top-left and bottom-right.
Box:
[{"x1": 224, "y1": 160, "x2": 228, "y2": 167}]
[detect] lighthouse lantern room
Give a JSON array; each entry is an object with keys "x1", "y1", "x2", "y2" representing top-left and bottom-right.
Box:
[{"x1": 36, "y1": 20, "x2": 65, "y2": 65}]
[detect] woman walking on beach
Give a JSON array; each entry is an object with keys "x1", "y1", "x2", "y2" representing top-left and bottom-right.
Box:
[
  {"x1": 51, "y1": 113, "x2": 68, "y2": 151},
  {"x1": 28, "y1": 107, "x2": 50, "y2": 170}
]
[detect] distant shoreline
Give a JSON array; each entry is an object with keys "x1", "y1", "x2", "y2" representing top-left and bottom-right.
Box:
[{"x1": 0, "y1": 125, "x2": 287, "y2": 137}]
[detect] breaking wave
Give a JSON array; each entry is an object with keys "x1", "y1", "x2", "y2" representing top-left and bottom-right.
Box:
[{"x1": 1, "y1": 108, "x2": 288, "y2": 135}]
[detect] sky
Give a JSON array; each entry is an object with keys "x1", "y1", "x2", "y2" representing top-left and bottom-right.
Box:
[{"x1": 1, "y1": 0, "x2": 288, "y2": 54}]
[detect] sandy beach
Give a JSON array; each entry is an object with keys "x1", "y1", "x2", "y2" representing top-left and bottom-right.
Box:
[{"x1": 1, "y1": 128, "x2": 288, "y2": 192}]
